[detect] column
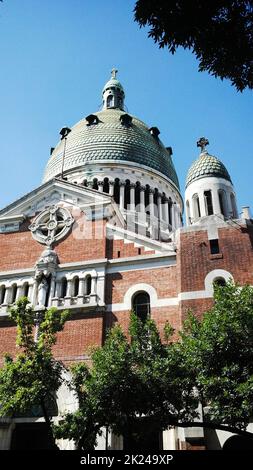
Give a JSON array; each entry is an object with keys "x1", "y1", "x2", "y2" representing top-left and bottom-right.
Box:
[
  {"x1": 109, "y1": 181, "x2": 114, "y2": 196},
  {"x1": 32, "y1": 280, "x2": 38, "y2": 306},
  {"x1": 163, "y1": 198, "x2": 169, "y2": 224},
  {"x1": 130, "y1": 183, "x2": 135, "y2": 211},
  {"x1": 66, "y1": 279, "x2": 72, "y2": 297},
  {"x1": 48, "y1": 273, "x2": 56, "y2": 305},
  {"x1": 55, "y1": 280, "x2": 62, "y2": 298},
  {"x1": 157, "y1": 193, "x2": 162, "y2": 220},
  {"x1": 16, "y1": 284, "x2": 23, "y2": 300},
  {"x1": 199, "y1": 192, "x2": 206, "y2": 217},
  {"x1": 212, "y1": 189, "x2": 220, "y2": 215},
  {"x1": 77, "y1": 278, "x2": 86, "y2": 305},
  {"x1": 119, "y1": 182, "x2": 125, "y2": 210},
  {"x1": 64, "y1": 279, "x2": 72, "y2": 306},
  {"x1": 98, "y1": 181, "x2": 104, "y2": 192},
  {"x1": 3, "y1": 287, "x2": 11, "y2": 306},
  {"x1": 28, "y1": 283, "x2": 33, "y2": 302},
  {"x1": 170, "y1": 201, "x2": 175, "y2": 228},
  {"x1": 139, "y1": 186, "x2": 145, "y2": 213},
  {"x1": 149, "y1": 189, "x2": 155, "y2": 217},
  {"x1": 91, "y1": 275, "x2": 97, "y2": 295}
]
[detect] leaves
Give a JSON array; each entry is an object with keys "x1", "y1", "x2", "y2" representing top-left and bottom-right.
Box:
[
  {"x1": 134, "y1": 0, "x2": 253, "y2": 91},
  {"x1": 0, "y1": 298, "x2": 70, "y2": 437},
  {"x1": 180, "y1": 282, "x2": 253, "y2": 429},
  {"x1": 55, "y1": 313, "x2": 198, "y2": 449}
]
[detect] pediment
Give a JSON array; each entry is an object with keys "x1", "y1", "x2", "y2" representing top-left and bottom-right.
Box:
[{"x1": 0, "y1": 178, "x2": 124, "y2": 232}]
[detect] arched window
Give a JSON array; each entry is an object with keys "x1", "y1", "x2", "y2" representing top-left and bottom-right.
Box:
[
  {"x1": 192, "y1": 194, "x2": 201, "y2": 219},
  {"x1": 10, "y1": 284, "x2": 17, "y2": 304},
  {"x1": 213, "y1": 277, "x2": 226, "y2": 287},
  {"x1": 0, "y1": 285, "x2": 6, "y2": 305},
  {"x1": 86, "y1": 275, "x2": 92, "y2": 295},
  {"x1": 73, "y1": 277, "x2": 79, "y2": 297},
  {"x1": 61, "y1": 278, "x2": 67, "y2": 298},
  {"x1": 132, "y1": 292, "x2": 150, "y2": 323},
  {"x1": 204, "y1": 190, "x2": 213, "y2": 215}
]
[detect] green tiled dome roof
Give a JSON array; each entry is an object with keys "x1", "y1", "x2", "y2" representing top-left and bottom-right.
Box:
[
  {"x1": 186, "y1": 152, "x2": 232, "y2": 188},
  {"x1": 43, "y1": 109, "x2": 179, "y2": 189}
]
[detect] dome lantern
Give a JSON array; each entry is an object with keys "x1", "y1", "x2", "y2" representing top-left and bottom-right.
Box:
[{"x1": 102, "y1": 68, "x2": 125, "y2": 110}]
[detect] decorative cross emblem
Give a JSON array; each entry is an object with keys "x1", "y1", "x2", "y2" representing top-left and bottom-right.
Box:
[
  {"x1": 29, "y1": 206, "x2": 74, "y2": 247},
  {"x1": 111, "y1": 67, "x2": 118, "y2": 79},
  {"x1": 197, "y1": 137, "x2": 209, "y2": 153}
]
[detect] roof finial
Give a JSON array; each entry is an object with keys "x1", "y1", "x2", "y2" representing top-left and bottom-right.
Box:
[
  {"x1": 197, "y1": 137, "x2": 209, "y2": 153},
  {"x1": 111, "y1": 67, "x2": 118, "y2": 79}
]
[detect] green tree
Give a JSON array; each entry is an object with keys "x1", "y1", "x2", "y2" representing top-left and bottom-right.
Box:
[
  {"x1": 55, "y1": 313, "x2": 198, "y2": 450},
  {"x1": 179, "y1": 282, "x2": 253, "y2": 437},
  {"x1": 0, "y1": 297, "x2": 70, "y2": 449},
  {"x1": 134, "y1": 0, "x2": 253, "y2": 91}
]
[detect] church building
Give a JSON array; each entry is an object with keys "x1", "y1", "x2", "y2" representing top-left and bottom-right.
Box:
[{"x1": 0, "y1": 70, "x2": 252, "y2": 450}]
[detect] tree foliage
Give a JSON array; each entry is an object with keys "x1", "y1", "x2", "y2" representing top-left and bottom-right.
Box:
[
  {"x1": 0, "y1": 297, "x2": 70, "y2": 448},
  {"x1": 56, "y1": 283, "x2": 253, "y2": 449},
  {"x1": 180, "y1": 282, "x2": 253, "y2": 431},
  {"x1": 134, "y1": 0, "x2": 253, "y2": 91},
  {"x1": 55, "y1": 313, "x2": 198, "y2": 450}
]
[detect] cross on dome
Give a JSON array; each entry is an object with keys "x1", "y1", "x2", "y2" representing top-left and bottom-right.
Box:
[{"x1": 197, "y1": 137, "x2": 209, "y2": 153}]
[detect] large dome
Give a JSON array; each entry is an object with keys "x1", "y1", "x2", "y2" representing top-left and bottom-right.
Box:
[
  {"x1": 43, "y1": 108, "x2": 179, "y2": 189},
  {"x1": 186, "y1": 152, "x2": 232, "y2": 188}
]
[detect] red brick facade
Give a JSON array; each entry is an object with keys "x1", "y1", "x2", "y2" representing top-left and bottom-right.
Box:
[{"x1": 0, "y1": 210, "x2": 253, "y2": 366}]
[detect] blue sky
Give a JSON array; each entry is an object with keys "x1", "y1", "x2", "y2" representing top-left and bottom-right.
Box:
[{"x1": 0, "y1": 0, "x2": 252, "y2": 214}]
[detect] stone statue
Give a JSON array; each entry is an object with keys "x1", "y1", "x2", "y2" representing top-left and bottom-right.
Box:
[{"x1": 37, "y1": 274, "x2": 49, "y2": 307}]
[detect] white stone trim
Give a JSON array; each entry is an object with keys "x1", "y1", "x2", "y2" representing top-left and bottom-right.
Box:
[
  {"x1": 107, "y1": 269, "x2": 234, "y2": 312},
  {"x1": 204, "y1": 269, "x2": 233, "y2": 295},
  {"x1": 107, "y1": 283, "x2": 179, "y2": 312}
]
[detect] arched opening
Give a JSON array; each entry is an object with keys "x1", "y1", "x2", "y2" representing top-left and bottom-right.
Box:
[
  {"x1": 92, "y1": 178, "x2": 98, "y2": 190},
  {"x1": 0, "y1": 285, "x2": 6, "y2": 305},
  {"x1": 113, "y1": 178, "x2": 120, "y2": 204},
  {"x1": 124, "y1": 180, "x2": 130, "y2": 210},
  {"x1": 145, "y1": 185, "x2": 150, "y2": 215},
  {"x1": 204, "y1": 190, "x2": 213, "y2": 215},
  {"x1": 135, "y1": 181, "x2": 141, "y2": 210},
  {"x1": 103, "y1": 177, "x2": 109, "y2": 194},
  {"x1": 213, "y1": 277, "x2": 226, "y2": 287},
  {"x1": 23, "y1": 282, "x2": 29, "y2": 298},
  {"x1": 86, "y1": 275, "x2": 92, "y2": 295},
  {"x1": 132, "y1": 292, "x2": 150, "y2": 323},
  {"x1": 107, "y1": 94, "x2": 114, "y2": 108},
  {"x1": 11, "y1": 284, "x2": 17, "y2": 304},
  {"x1": 192, "y1": 194, "x2": 201, "y2": 219},
  {"x1": 61, "y1": 278, "x2": 67, "y2": 298},
  {"x1": 218, "y1": 190, "x2": 226, "y2": 216},
  {"x1": 73, "y1": 277, "x2": 79, "y2": 297},
  {"x1": 168, "y1": 199, "x2": 172, "y2": 225}
]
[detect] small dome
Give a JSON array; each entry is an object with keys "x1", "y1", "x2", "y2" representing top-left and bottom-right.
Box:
[
  {"x1": 186, "y1": 151, "x2": 232, "y2": 188},
  {"x1": 103, "y1": 77, "x2": 124, "y2": 93}
]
